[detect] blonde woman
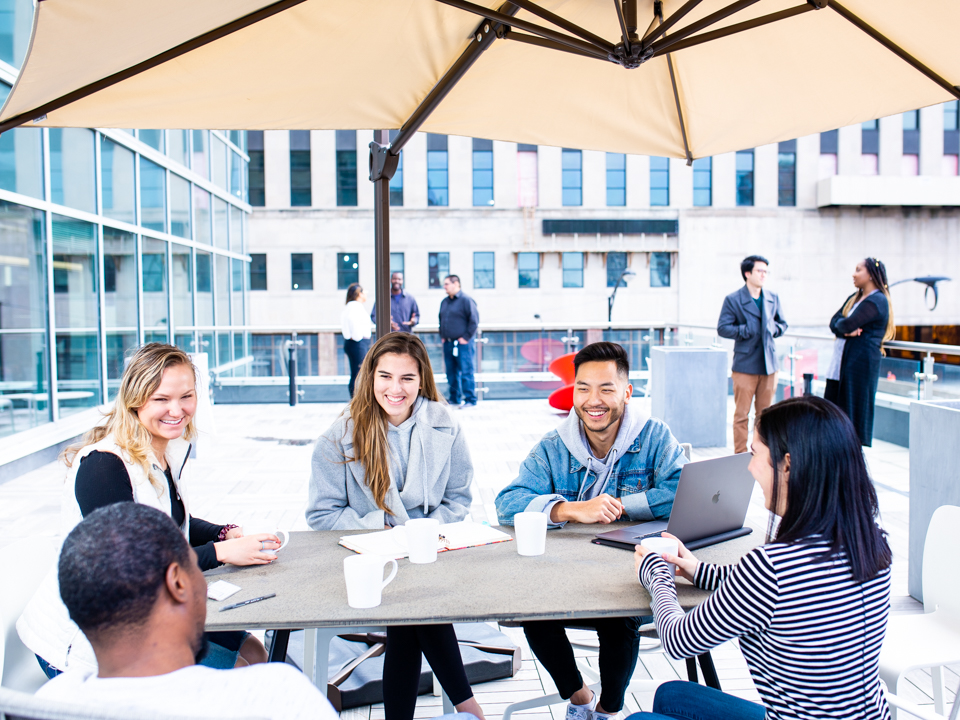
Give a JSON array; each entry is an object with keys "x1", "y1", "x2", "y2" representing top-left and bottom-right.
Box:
[
  {"x1": 18, "y1": 343, "x2": 282, "y2": 678},
  {"x1": 306, "y1": 333, "x2": 484, "y2": 720},
  {"x1": 824, "y1": 257, "x2": 895, "y2": 446}
]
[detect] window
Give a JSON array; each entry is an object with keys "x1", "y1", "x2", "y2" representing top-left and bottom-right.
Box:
[
  {"x1": 390, "y1": 252, "x2": 404, "y2": 276},
  {"x1": 605, "y1": 153, "x2": 626, "y2": 206},
  {"x1": 142, "y1": 253, "x2": 165, "y2": 293},
  {"x1": 861, "y1": 119, "x2": 879, "y2": 175},
  {"x1": 692, "y1": 157, "x2": 711, "y2": 206},
  {"x1": 167, "y1": 130, "x2": 189, "y2": 167},
  {"x1": 336, "y1": 130, "x2": 357, "y2": 206},
  {"x1": 518, "y1": 252, "x2": 539, "y2": 288},
  {"x1": 250, "y1": 253, "x2": 267, "y2": 290},
  {"x1": 562, "y1": 149, "x2": 582, "y2": 206},
  {"x1": 192, "y1": 130, "x2": 209, "y2": 180},
  {"x1": 517, "y1": 144, "x2": 538, "y2": 207},
  {"x1": 292, "y1": 253, "x2": 313, "y2": 290},
  {"x1": 650, "y1": 252, "x2": 671, "y2": 288},
  {"x1": 474, "y1": 251, "x2": 495, "y2": 289},
  {"x1": 336, "y1": 253, "x2": 357, "y2": 290},
  {"x1": 607, "y1": 251, "x2": 628, "y2": 288},
  {"x1": 650, "y1": 157, "x2": 669, "y2": 206},
  {"x1": 427, "y1": 134, "x2": 448, "y2": 207},
  {"x1": 169, "y1": 173, "x2": 191, "y2": 239},
  {"x1": 247, "y1": 131, "x2": 264, "y2": 206},
  {"x1": 50, "y1": 128, "x2": 96, "y2": 214},
  {"x1": 472, "y1": 138, "x2": 494, "y2": 206},
  {"x1": 100, "y1": 135, "x2": 135, "y2": 224},
  {"x1": 778, "y1": 140, "x2": 796, "y2": 207},
  {"x1": 139, "y1": 130, "x2": 164, "y2": 152},
  {"x1": 819, "y1": 130, "x2": 838, "y2": 179},
  {"x1": 562, "y1": 252, "x2": 584, "y2": 288},
  {"x1": 428, "y1": 252, "x2": 449, "y2": 289},
  {"x1": 945, "y1": 101, "x2": 959, "y2": 176},
  {"x1": 902, "y1": 110, "x2": 920, "y2": 176},
  {"x1": 139, "y1": 157, "x2": 166, "y2": 232},
  {"x1": 290, "y1": 130, "x2": 311, "y2": 207},
  {"x1": 735, "y1": 150, "x2": 754, "y2": 206},
  {"x1": 389, "y1": 130, "x2": 403, "y2": 206}
]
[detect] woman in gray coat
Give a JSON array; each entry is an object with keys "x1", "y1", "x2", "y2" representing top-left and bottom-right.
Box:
[{"x1": 306, "y1": 333, "x2": 484, "y2": 720}]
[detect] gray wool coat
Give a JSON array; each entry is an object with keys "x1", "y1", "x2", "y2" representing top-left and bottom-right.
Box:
[{"x1": 305, "y1": 399, "x2": 473, "y2": 531}]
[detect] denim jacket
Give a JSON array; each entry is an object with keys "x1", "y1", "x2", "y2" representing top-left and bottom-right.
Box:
[{"x1": 495, "y1": 414, "x2": 685, "y2": 527}]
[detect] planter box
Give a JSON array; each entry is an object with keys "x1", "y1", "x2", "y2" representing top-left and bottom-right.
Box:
[
  {"x1": 650, "y1": 347, "x2": 727, "y2": 447},
  {"x1": 908, "y1": 399, "x2": 960, "y2": 602}
]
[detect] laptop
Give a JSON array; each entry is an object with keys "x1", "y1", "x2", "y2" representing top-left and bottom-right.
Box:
[{"x1": 593, "y1": 453, "x2": 755, "y2": 552}]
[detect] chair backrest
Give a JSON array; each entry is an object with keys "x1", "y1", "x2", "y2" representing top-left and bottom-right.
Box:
[
  {"x1": 0, "y1": 537, "x2": 60, "y2": 693},
  {"x1": 920, "y1": 504, "x2": 960, "y2": 616}
]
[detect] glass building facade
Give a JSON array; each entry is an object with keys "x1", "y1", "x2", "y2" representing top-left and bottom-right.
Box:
[{"x1": 0, "y1": 2, "x2": 251, "y2": 438}]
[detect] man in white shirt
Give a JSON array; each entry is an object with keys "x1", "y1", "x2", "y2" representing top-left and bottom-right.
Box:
[{"x1": 36, "y1": 503, "x2": 337, "y2": 720}]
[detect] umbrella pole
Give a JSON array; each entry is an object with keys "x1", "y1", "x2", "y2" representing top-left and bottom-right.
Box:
[{"x1": 371, "y1": 130, "x2": 394, "y2": 338}]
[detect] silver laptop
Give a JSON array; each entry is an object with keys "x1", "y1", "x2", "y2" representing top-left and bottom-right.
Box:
[{"x1": 594, "y1": 453, "x2": 754, "y2": 551}]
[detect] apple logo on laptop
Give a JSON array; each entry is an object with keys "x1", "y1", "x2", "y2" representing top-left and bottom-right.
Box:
[{"x1": 712, "y1": 491, "x2": 721, "y2": 504}]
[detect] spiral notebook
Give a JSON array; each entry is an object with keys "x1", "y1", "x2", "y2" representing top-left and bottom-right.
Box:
[{"x1": 339, "y1": 520, "x2": 512, "y2": 559}]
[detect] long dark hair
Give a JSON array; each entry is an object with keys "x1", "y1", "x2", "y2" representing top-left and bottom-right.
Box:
[{"x1": 758, "y1": 396, "x2": 891, "y2": 583}]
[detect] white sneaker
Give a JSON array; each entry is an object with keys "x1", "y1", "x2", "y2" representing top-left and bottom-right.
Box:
[
  {"x1": 564, "y1": 694, "x2": 598, "y2": 720},
  {"x1": 592, "y1": 711, "x2": 620, "y2": 720}
]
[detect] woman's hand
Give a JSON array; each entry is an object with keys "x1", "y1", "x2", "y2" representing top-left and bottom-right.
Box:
[
  {"x1": 633, "y1": 532, "x2": 700, "y2": 583},
  {"x1": 224, "y1": 526, "x2": 244, "y2": 540},
  {"x1": 845, "y1": 328, "x2": 862, "y2": 338},
  {"x1": 214, "y1": 533, "x2": 281, "y2": 566}
]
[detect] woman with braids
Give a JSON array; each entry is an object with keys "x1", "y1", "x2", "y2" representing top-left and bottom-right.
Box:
[
  {"x1": 824, "y1": 257, "x2": 895, "y2": 446},
  {"x1": 306, "y1": 333, "x2": 484, "y2": 720}
]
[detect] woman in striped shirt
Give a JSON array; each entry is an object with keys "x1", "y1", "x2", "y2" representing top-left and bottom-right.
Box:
[{"x1": 632, "y1": 396, "x2": 892, "y2": 720}]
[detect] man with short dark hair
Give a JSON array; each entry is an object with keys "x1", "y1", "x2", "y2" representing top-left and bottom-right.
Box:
[
  {"x1": 36, "y1": 503, "x2": 336, "y2": 720},
  {"x1": 495, "y1": 342, "x2": 686, "y2": 720},
  {"x1": 717, "y1": 255, "x2": 788, "y2": 454},
  {"x1": 439, "y1": 274, "x2": 479, "y2": 407},
  {"x1": 371, "y1": 271, "x2": 419, "y2": 333}
]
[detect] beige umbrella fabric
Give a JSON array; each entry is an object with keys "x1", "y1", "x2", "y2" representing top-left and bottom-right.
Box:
[{"x1": 1, "y1": 0, "x2": 958, "y2": 160}]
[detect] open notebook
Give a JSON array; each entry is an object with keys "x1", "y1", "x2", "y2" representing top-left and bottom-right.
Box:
[{"x1": 340, "y1": 520, "x2": 512, "y2": 559}]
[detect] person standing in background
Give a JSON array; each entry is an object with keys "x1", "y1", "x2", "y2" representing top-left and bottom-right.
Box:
[
  {"x1": 341, "y1": 283, "x2": 372, "y2": 398},
  {"x1": 717, "y1": 255, "x2": 788, "y2": 454},
  {"x1": 439, "y1": 275, "x2": 479, "y2": 408},
  {"x1": 371, "y1": 272, "x2": 420, "y2": 333},
  {"x1": 824, "y1": 258, "x2": 894, "y2": 447}
]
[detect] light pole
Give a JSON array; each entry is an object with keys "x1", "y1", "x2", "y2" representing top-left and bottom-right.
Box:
[
  {"x1": 608, "y1": 269, "x2": 636, "y2": 322},
  {"x1": 888, "y1": 276, "x2": 952, "y2": 311}
]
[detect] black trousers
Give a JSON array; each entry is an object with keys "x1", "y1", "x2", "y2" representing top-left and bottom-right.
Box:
[
  {"x1": 523, "y1": 617, "x2": 643, "y2": 713},
  {"x1": 344, "y1": 338, "x2": 370, "y2": 398},
  {"x1": 383, "y1": 624, "x2": 473, "y2": 720}
]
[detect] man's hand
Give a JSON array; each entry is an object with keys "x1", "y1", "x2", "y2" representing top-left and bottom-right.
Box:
[
  {"x1": 551, "y1": 494, "x2": 623, "y2": 524},
  {"x1": 458, "y1": 337, "x2": 468, "y2": 345},
  {"x1": 391, "y1": 320, "x2": 401, "y2": 331}
]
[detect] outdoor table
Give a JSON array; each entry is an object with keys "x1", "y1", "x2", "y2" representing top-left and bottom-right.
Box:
[{"x1": 205, "y1": 524, "x2": 761, "y2": 692}]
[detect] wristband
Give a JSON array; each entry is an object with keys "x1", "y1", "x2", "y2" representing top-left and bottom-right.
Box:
[{"x1": 217, "y1": 524, "x2": 239, "y2": 542}]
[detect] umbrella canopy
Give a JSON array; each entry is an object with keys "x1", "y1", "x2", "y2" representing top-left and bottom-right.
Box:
[{"x1": 1, "y1": 0, "x2": 958, "y2": 159}]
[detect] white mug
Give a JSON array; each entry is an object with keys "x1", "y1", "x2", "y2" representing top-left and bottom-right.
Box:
[
  {"x1": 343, "y1": 554, "x2": 399, "y2": 609},
  {"x1": 640, "y1": 536, "x2": 680, "y2": 578},
  {"x1": 259, "y1": 530, "x2": 289, "y2": 556},
  {"x1": 514, "y1": 512, "x2": 548, "y2": 556},
  {"x1": 405, "y1": 518, "x2": 440, "y2": 564}
]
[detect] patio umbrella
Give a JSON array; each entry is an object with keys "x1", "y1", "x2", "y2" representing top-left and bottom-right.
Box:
[{"x1": 2, "y1": 0, "x2": 957, "y2": 334}]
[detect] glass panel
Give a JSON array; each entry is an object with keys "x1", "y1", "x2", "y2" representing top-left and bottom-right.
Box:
[
  {"x1": 606, "y1": 252, "x2": 628, "y2": 288},
  {"x1": 196, "y1": 251, "x2": 213, "y2": 326},
  {"x1": 335, "y1": 253, "x2": 355, "y2": 290},
  {"x1": 216, "y1": 254, "x2": 229, "y2": 326},
  {"x1": 49, "y1": 129, "x2": 96, "y2": 213},
  {"x1": 0, "y1": 127, "x2": 43, "y2": 199},
  {"x1": 250, "y1": 253, "x2": 266, "y2": 290},
  {"x1": 336, "y1": 150, "x2": 357, "y2": 206},
  {"x1": 200, "y1": 332, "x2": 214, "y2": 362},
  {"x1": 139, "y1": 158, "x2": 166, "y2": 232},
  {"x1": 473, "y1": 251, "x2": 494, "y2": 289},
  {"x1": 0, "y1": 333, "x2": 50, "y2": 435},
  {"x1": 167, "y1": 130, "x2": 189, "y2": 167},
  {"x1": 606, "y1": 153, "x2": 626, "y2": 207},
  {"x1": 692, "y1": 157, "x2": 711, "y2": 207},
  {"x1": 52, "y1": 215, "x2": 97, "y2": 329},
  {"x1": 229, "y1": 150, "x2": 243, "y2": 199},
  {"x1": 561, "y1": 149, "x2": 582, "y2": 207},
  {"x1": 100, "y1": 136, "x2": 136, "y2": 224},
  {"x1": 562, "y1": 252, "x2": 583, "y2": 288},
  {"x1": 55, "y1": 331, "x2": 101, "y2": 416},
  {"x1": 174, "y1": 333, "x2": 196, "y2": 354},
  {"x1": 472, "y1": 150, "x2": 493, "y2": 207},
  {"x1": 102, "y1": 227, "x2": 137, "y2": 329},
  {"x1": 390, "y1": 252, "x2": 404, "y2": 275},
  {"x1": 216, "y1": 331, "x2": 231, "y2": 367},
  {"x1": 229, "y1": 205, "x2": 242, "y2": 253},
  {"x1": 211, "y1": 135, "x2": 227, "y2": 190},
  {"x1": 0, "y1": 200, "x2": 45, "y2": 330},
  {"x1": 105, "y1": 331, "x2": 137, "y2": 401},
  {"x1": 518, "y1": 252, "x2": 539, "y2": 288},
  {"x1": 172, "y1": 243, "x2": 193, "y2": 328},
  {"x1": 213, "y1": 197, "x2": 228, "y2": 250},
  {"x1": 231, "y1": 258, "x2": 245, "y2": 327},
  {"x1": 142, "y1": 238, "x2": 168, "y2": 342},
  {"x1": 735, "y1": 151, "x2": 754, "y2": 206},
  {"x1": 427, "y1": 150, "x2": 448, "y2": 207},
  {"x1": 169, "y1": 174, "x2": 191, "y2": 239},
  {"x1": 650, "y1": 157, "x2": 669, "y2": 207},
  {"x1": 650, "y1": 252, "x2": 671, "y2": 288},
  {"x1": 191, "y1": 130, "x2": 209, "y2": 180},
  {"x1": 139, "y1": 130, "x2": 164, "y2": 153},
  {"x1": 0, "y1": 0, "x2": 34, "y2": 69},
  {"x1": 390, "y1": 150, "x2": 403, "y2": 206},
  {"x1": 193, "y1": 186, "x2": 211, "y2": 244},
  {"x1": 777, "y1": 152, "x2": 796, "y2": 206},
  {"x1": 428, "y1": 252, "x2": 448, "y2": 289}
]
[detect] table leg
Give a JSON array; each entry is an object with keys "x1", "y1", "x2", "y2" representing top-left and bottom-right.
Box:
[
  {"x1": 697, "y1": 652, "x2": 721, "y2": 690},
  {"x1": 685, "y1": 656, "x2": 698, "y2": 683},
  {"x1": 268, "y1": 629, "x2": 291, "y2": 663}
]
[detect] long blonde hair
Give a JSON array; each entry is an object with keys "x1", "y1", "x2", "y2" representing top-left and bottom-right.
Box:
[
  {"x1": 842, "y1": 257, "x2": 896, "y2": 349},
  {"x1": 342, "y1": 333, "x2": 443, "y2": 514},
  {"x1": 63, "y1": 343, "x2": 199, "y2": 490}
]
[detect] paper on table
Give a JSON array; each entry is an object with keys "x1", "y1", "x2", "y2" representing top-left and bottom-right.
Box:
[
  {"x1": 207, "y1": 579, "x2": 241, "y2": 601},
  {"x1": 340, "y1": 520, "x2": 512, "y2": 559}
]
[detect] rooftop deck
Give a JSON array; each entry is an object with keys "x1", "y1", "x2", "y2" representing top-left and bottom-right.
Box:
[{"x1": 1, "y1": 398, "x2": 953, "y2": 718}]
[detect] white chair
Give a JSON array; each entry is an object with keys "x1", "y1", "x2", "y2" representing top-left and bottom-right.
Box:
[
  {"x1": 884, "y1": 677, "x2": 959, "y2": 720},
  {"x1": 880, "y1": 505, "x2": 960, "y2": 718},
  {"x1": 1, "y1": 536, "x2": 59, "y2": 693}
]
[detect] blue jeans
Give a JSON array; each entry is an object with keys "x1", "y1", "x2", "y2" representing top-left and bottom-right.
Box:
[
  {"x1": 442, "y1": 339, "x2": 477, "y2": 405},
  {"x1": 344, "y1": 337, "x2": 370, "y2": 398},
  {"x1": 627, "y1": 681, "x2": 765, "y2": 720}
]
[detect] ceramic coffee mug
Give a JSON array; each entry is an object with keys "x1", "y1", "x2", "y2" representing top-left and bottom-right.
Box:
[
  {"x1": 640, "y1": 536, "x2": 680, "y2": 578},
  {"x1": 343, "y1": 554, "x2": 399, "y2": 609},
  {"x1": 514, "y1": 512, "x2": 548, "y2": 556},
  {"x1": 259, "y1": 530, "x2": 289, "y2": 556},
  {"x1": 405, "y1": 518, "x2": 441, "y2": 564}
]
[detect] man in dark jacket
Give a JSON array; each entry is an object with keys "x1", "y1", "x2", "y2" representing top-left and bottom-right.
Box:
[
  {"x1": 370, "y1": 271, "x2": 419, "y2": 333},
  {"x1": 717, "y1": 255, "x2": 788, "y2": 453},
  {"x1": 439, "y1": 274, "x2": 479, "y2": 407}
]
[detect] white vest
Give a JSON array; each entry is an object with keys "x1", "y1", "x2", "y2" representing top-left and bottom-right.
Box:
[{"x1": 17, "y1": 435, "x2": 193, "y2": 673}]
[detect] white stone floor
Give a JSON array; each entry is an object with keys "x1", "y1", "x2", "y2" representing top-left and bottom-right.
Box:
[{"x1": 1, "y1": 398, "x2": 955, "y2": 719}]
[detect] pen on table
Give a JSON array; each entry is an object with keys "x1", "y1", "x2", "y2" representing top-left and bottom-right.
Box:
[{"x1": 219, "y1": 593, "x2": 276, "y2": 612}]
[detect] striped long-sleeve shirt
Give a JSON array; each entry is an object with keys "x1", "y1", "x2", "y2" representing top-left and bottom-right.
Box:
[{"x1": 639, "y1": 538, "x2": 891, "y2": 720}]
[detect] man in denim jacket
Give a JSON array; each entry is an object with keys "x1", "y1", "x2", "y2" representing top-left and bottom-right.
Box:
[{"x1": 495, "y1": 342, "x2": 685, "y2": 720}]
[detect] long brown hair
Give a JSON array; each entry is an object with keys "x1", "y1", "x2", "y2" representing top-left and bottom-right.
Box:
[
  {"x1": 343, "y1": 333, "x2": 443, "y2": 514},
  {"x1": 62, "y1": 343, "x2": 198, "y2": 491},
  {"x1": 842, "y1": 257, "x2": 896, "y2": 348}
]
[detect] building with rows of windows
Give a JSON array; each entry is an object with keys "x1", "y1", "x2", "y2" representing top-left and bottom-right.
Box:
[{"x1": 0, "y1": 0, "x2": 251, "y2": 441}]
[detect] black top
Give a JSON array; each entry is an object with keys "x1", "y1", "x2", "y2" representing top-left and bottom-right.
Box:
[
  {"x1": 438, "y1": 291, "x2": 479, "y2": 341},
  {"x1": 75, "y1": 451, "x2": 224, "y2": 570}
]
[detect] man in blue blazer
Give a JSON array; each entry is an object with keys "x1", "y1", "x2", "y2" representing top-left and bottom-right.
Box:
[{"x1": 717, "y1": 255, "x2": 788, "y2": 453}]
